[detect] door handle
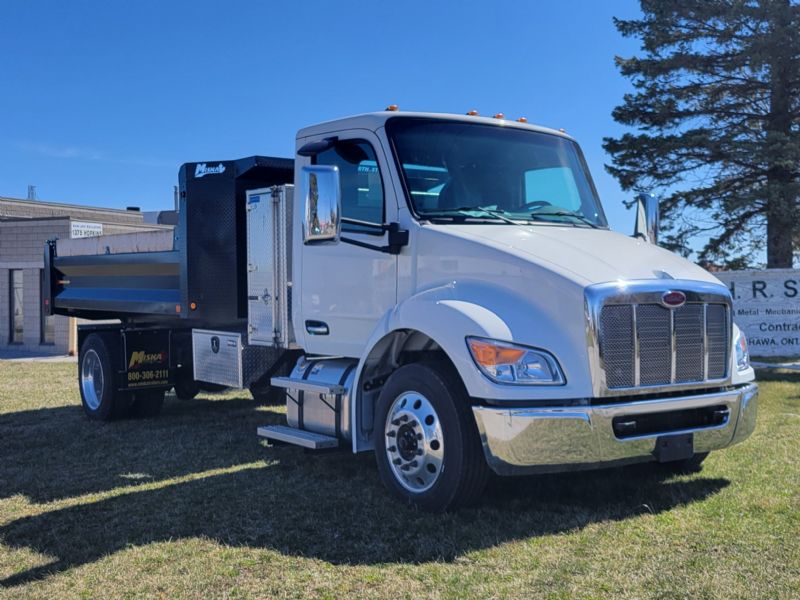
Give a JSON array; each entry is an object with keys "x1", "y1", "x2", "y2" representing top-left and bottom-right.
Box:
[{"x1": 305, "y1": 320, "x2": 329, "y2": 335}]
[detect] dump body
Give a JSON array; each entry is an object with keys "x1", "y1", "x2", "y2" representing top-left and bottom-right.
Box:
[{"x1": 46, "y1": 155, "x2": 293, "y2": 327}]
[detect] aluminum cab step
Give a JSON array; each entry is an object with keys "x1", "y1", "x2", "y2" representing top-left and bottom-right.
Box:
[
  {"x1": 257, "y1": 424, "x2": 339, "y2": 449},
  {"x1": 270, "y1": 376, "x2": 346, "y2": 396}
]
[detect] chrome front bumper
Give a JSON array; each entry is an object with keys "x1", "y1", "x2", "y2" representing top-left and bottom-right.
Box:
[{"x1": 472, "y1": 383, "x2": 758, "y2": 475}]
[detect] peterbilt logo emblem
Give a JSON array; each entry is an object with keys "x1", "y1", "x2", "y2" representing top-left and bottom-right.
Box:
[
  {"x1": 661, "y1": 290, "x2": 687, "y2": 308},
  {"x1": 211, "y1": 336, "x2": 220, "y2": 353}
]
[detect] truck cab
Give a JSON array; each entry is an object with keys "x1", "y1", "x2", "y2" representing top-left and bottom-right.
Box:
[{"x1": 48, "y1": 110, "x2": 758, "y2": 511}]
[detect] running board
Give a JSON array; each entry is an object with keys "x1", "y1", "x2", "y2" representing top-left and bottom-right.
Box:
[
  {"x1": 270, "y1": 376, "x2": 346, "y2": 396},
  {"x1": 257, "y1": 424, "x2": 339, "y2": 449}
]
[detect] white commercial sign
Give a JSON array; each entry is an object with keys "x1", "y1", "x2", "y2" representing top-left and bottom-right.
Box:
[
  {"x1": 715, "y1": 268, "x2": 800, "y2": 358},
  {"x1": 70, "y1": 221, "x2": 103, "y2": 239}
]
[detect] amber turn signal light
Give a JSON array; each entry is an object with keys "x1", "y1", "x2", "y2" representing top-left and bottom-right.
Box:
[{"x1": 467, "y1": 338, "x2": 526, "y2": 366}]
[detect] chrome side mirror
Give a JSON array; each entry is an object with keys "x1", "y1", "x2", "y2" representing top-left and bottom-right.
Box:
[
  {"x1": 634, "y1": 192, "x2": 659, "y2": 245},
  {"x1": 301, "y1": 165, "x2": 341, "y2": 244}
]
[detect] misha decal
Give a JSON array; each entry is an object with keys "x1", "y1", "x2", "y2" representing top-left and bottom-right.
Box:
[
  {"x1": 194, "y1": 163, "x2": 226, "y2": 178},
  {"x1": 128, "y1": 350, "x2": 167, "y2": 369}
]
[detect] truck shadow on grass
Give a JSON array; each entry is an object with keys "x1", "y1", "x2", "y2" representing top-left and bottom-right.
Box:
[
  {"x1": 0, "y1": 394, "x2": 274, "y2": 503},
  {"x1": 0, "y1": 394, "x2": 730, "y2": 587}
]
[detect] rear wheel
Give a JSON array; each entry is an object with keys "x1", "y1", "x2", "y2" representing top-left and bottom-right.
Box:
[
  {"x1": 173, "y1": 376, "x2": 200, "y2": 400},
  {"x1": 249, "y1": 384, "x2": 286, "y2": 405},
  {"x1": 199, "y1": 383, "x2": 227, "y2": 393},
  {"x1": 79, "y1": 333, "x2": 130, "y2": 421},
  {"x1": 374, "y1": 363, "x2": 489, "y2": 512}
]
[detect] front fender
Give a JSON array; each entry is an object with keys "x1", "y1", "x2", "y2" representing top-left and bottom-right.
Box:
[{"x1": 350, "y1": 280, "x2": 593, "y2": 451}]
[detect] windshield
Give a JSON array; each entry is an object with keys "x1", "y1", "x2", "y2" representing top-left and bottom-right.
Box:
[{"x1": 385, "y1": 117, "x2": 608, "y2": 227}]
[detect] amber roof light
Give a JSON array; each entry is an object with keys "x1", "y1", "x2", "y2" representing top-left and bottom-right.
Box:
[
  {"x1": 466, "y1": 109, "x2": 479, "y2": 116},
  {"x1": 385, "y1": 104, "x2": 399, "y2": 111}
]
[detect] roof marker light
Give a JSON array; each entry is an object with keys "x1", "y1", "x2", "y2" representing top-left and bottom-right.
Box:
[
  {"x1": 385, "y1": 104, "x2": 399, "y2": 111},
  {"x1": 493, "y1": 113, "x2": 505, "y2": 119},
  {"x1": 517, "y1": 117, "x2": 528, "y2": 123},
  {"x1": 466, "y1": 109, "x2": 479, "y2": 116}
]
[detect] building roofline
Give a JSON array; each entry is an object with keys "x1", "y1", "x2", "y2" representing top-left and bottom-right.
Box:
[
  {"x1": 0, "y1": 195, "x2": 155, "y2": 215},
  {"x1": 0, "y1": 215, "x2": 173, "y2": 229}
]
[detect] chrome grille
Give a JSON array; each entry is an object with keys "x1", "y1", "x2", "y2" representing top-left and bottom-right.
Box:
[
  {"x1": 706, "y1": 304, "x2": 729, "y2": 379},
  {"x1": 674, "y1": 304, "x2": 704, "y2": 382},
  {"x1": 599, "y1": 302, "x2": 729, "y2": 390},
  {"x1": 600, "y1": 305, "x2": 634, "y2": 388},
  {"x1": 637, "y1": 304, "x2": 672, "y2": 386}
]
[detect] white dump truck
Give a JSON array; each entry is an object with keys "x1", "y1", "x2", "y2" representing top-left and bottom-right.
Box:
[{"x1": 46, "y1": 109, "x2": 758, "y2": 510}]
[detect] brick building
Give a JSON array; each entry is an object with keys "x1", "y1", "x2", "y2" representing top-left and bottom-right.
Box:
[{"x1": 0, "y1": 197, "x2": 173, "y2": 355}]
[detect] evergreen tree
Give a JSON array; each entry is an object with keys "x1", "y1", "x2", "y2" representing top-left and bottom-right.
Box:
[{"x1": 604, "y1": 0, "x2": 800, "y2": 268}]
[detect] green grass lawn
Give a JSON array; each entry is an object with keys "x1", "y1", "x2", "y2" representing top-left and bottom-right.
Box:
[{"x1": 0, "y1": 362, "x2": 798, "y2": 599}]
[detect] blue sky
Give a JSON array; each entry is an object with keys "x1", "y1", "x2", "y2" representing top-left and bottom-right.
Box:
[{"x1": 0, "y1": 0, "x2": 642, "y2": 232}]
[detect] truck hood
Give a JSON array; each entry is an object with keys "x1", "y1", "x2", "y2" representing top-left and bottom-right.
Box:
[{"x1": 428, "y1": 223, "x2": 720, "y2": 287}]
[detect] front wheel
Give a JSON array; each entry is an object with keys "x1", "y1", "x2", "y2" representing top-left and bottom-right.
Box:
[{"x1": 374, "y1": 363, "x2": 489, "y2": 512}]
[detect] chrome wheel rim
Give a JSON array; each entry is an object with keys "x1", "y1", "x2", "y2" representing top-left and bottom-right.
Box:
[
  {"x1": 384, "y1": 391, "x2": 444, "y2": 493},
  {"x1": 81, "y1": 349, "x2": 104, "y2": 410}
]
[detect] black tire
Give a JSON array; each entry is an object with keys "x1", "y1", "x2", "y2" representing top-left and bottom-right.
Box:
[
  {"x1": 249, "y1": 384, "x2": 286, "y2": 405},
  {"x1": 78, "y1": 333, "x2": 131, "y2": 421},
  {"x1": 129, "y1": 390, "x2": 165, "y2": 418},
  {"x1": 374, "y1": 363, "x2": 490, "y2": 512},
  {"x1": 657, "y1": 452, "x2": 709, "y2": 474},
  {"x1": 199, "y1": 383, "x2": 227, "y2": 393},
  {"x1": 173, "y1": 377, "x2": 200, "y2": 400}
]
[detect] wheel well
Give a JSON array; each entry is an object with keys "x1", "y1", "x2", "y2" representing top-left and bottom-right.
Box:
[
  {"x1": 361, "y1": 330, "x2": 458, "y2": 386},
  {"x1": 357, "y1": 329, "x2": 463, "y2": 444}
]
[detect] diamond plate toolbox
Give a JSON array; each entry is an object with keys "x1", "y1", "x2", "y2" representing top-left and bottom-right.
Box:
[{"x1": 192, "y1": 329, "x2": 244, "y2": 388}]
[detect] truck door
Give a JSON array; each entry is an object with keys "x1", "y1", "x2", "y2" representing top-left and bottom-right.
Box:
[{"x1": 298, "y1": 131, "x2": 398, "y2": 358}]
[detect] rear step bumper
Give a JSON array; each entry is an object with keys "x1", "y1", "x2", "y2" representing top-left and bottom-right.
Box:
[{"x1": 472, "y1": 383, "x2": 758, "y2": 476}]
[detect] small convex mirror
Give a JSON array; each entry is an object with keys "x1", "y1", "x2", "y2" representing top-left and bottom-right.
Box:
[{"x1": 301, "y1": 165, "x2": 341, "y2": 244}]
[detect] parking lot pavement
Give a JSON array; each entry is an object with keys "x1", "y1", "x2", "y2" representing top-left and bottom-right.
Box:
[
  {"x1": 752, "y1": 360, "x2": 800, "y2": 371},
  {"x1": 0, "y1": 350, "x2": 76, "y2": 363}
]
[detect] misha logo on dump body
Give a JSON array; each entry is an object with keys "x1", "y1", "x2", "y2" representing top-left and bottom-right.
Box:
[
  {"x1": 194, "y1": 163, "x2": 226, "y2": 178},
  {"x1": 128, "y1": 350, "x2": 167, "y2": 369}
]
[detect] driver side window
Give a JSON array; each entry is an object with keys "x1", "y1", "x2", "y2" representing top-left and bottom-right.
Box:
[{"x1": 315, "y1": 140, "x2": 384, "y2": 234}]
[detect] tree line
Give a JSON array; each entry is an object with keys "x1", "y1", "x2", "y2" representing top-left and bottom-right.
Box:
[{"x1": 605, "y1": 0, "x2": 799, "y2": 269}]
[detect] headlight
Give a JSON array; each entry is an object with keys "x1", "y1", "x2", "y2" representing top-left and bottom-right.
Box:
[
  {"x1": 466, "y1": 337, "x2": 565, "y2": 385},
  {"x1": 735, "y1": 330, "x2": 750, "y2": 371}
]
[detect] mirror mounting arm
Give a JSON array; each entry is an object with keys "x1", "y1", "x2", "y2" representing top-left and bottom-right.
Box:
[{"x1": 340, "y1": 222, "x2": 409, "y2": 255}]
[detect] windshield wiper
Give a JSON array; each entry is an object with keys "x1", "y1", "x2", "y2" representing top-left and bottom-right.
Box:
[
  {"x1": 529, "y1": 209, "x2": 599, "y2": 229},
  {"x1": 422, "y1": 206, "x2": 528, "y2": 225}
]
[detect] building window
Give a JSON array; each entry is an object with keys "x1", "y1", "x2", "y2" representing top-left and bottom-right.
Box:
[
  {"x1": 40, "y1": 270, "x2": 55, "y2": 344},
  {"x1": 9, "y1": 270, "x2": 23, "y2": 344}
]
